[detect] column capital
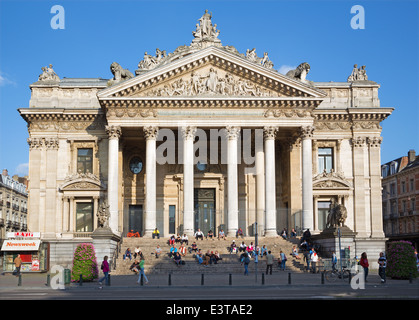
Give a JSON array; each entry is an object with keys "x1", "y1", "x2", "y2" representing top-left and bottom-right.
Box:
[
  {"x1": 143, "y1": 126, "x2": 159, "y2": 140},
  {"x1": 300, "y1": 125, "x2": 314, "y2": 139},
  {"x1": 225, "y1": 126, "x2": 241, "y2": 140},
  {"x1": 105, "y1": 125, "x2": 122, "y2": 140},
  {"x1": 367, "y1": 136, "x2": 382, "y2": 148},
  {"x1": 181, "y1": 126, "x2": 197, "y2": 140},
  {"x1": 263, "y1": 126, "x2": 278, "y2": 140}
]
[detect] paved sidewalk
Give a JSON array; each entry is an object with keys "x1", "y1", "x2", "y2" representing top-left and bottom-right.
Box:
[{"x1": 0, "y1": 270, "x2": 416, "y2": 290}]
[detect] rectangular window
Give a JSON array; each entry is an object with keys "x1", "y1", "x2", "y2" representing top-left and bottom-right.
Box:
[
  {"x1": 76, "y1": 202, "x2": 93, "y2": 232},
  {"x1": 317, "y1": 201, "x2": 331, "y2": 231},
  {"x1": 318, "y1": 148, "x2": 333, "y2": 173},
  {"x1": 77, "y1": 148, "x2": 93, "y2": 173}
]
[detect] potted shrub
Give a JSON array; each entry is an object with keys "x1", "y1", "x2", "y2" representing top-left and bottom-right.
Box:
[
  {"x1": 71, "y1": 243, "x2": 99, "y2": 282},
  {"x1": 386, "y1": 240, "x2": 418, "y2": 280}
]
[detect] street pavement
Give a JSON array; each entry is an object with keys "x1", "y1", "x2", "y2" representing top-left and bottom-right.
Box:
[{"x1": 0, "y1": 269, "x2": 417, "y2": 300}]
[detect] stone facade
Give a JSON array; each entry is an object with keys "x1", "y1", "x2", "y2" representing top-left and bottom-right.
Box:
[{"x1": 18, "y1": 11, "x2": 393, "y2": 267}]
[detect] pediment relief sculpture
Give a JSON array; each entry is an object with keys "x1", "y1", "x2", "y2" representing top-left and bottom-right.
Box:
[
  {"x1": 312, "y1": 170, "x2": 352, "y2": 189},
  {"x1": 137, "y1": 68, "x2": 281, "y2": 98},
  {"x1": 60, "y1": 170, "x2": 106, "y2": 191}
]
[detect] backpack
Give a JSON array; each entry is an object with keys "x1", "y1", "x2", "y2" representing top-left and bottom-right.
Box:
[
  {"x1": 244, "y1": 256, "x2": 250, "y2": 264},
  {"x1": 101, "y1": 262, "x2": 104, "y2": 270}
]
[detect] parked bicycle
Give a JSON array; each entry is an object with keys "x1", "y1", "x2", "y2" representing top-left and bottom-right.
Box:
[{"x1": 324, "y1": 268, "x2": 351, "y2": 282}]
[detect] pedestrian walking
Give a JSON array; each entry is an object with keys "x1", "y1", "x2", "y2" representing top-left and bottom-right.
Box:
[
  {"x1": 360, "y1": 252, "x2": 369, "y2": 282},
  {"x1": 241, "y1": 253, "x2": 250, "y2": 275},
  {"x1": 137, "y1": 258, "x2": 149, "y2": 284},
  {"x1": 13, "y1": 254, "x2": 22, "y2": 277},
  {"x1": 99, "y1": 256, "x2": 109, "y2": 288},
  {"x1": 266, "y1": 251, "x2": 274, "y2": 275},
  {"x1": 378, "y1": 252, "x2": 387, "y2": 283},
  {"x1": 332, "y1": 251, "x2": 337, "y2": 271},
  {"x1": 304, "y1": 251, "x2": 311, "y2": 272}
]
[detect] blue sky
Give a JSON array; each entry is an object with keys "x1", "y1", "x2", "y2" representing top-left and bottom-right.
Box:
[{"x1": 0, "y1": 0, "x2": 418, "y2": 176}]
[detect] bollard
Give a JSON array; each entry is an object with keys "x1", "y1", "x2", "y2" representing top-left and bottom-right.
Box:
[
  {"x1": 140, "y1": 274, "x2": 144, "y2": 286},
  {"x1": 229, "y1": 273, "x2": 232, "y2": 286},
  {"x1": 79, "y1": 274, "x2": 83, "y2": 286},
  {"x1": 261, "y1": 273, "x2": 265, "y2": 285},
  {"x1": 348, "y1": 272, "x2": 352, "y2": 284},
  {"x1": 201, "y1": 273, "x2": 204, "y2": 286},
  {"x1": 409, "y1": 272, "x2": 412, "y2": 284},
  {"x1": 46, "y1": 274, "x2": 51, "y2": 287},
  {"x1": 168, "y1": 273, "x2": 172, "y2": 286},
  {"x1": 18, "y1": 274, "x2": 22, "y2": 287},
  {"x1": 288, "y1": 272, "x2": 291, "y2": 285},
  {"x1": 108, "y1": 274, "x2": 111, "y2": 286},
  {"x1": 321, "y1": 272, "x2": 324, "y2": 284}
]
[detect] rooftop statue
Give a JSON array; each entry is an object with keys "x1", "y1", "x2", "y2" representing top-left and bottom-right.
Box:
[
  {"x1": 38, "y1": 64, "x2": 60, "y2": 82},
  {"x1": 347, "y1": 64, "x2": 368, "y2": 82},
  {"x1": 191, "y1": 9, "x2": 221, "y2": 47},
  {"x1": 108, "y1": 62, "x2": 134, "y2": 86},
  {"x1": 286, "y1": 62, "x2": 311, "y2": 83}
]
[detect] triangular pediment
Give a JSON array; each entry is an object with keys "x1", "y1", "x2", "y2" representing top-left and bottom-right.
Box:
[{"x1": 98, "y1": 47, "x2": 326, "y2": 104}]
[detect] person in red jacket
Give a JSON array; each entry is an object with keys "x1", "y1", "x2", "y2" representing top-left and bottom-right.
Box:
[{"x1": 360, "y1": 252, "x2": 369, "y2": 283}]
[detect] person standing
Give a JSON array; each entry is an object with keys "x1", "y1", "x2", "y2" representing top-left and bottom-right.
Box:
[
  {"x1": 99, "y1": 256, "x2": 109, "y2": 288},
  {"x1": 378, "y1": 252, "x2": 387, "y2": 284},
  {"x1": 360, "y1": 252, "x2": 369, "y2": 282},
  {"x1": 279, "y1": 250, "x2": 287, "y2": 271},
  {"x1": 311, "y1": 250, "x2": 319, "y2": 273},
  {"x1": 14, "y1": 254, "x2": 22, "y2": 276},
  {"x1": 266, "y1": 251, "x2": 274, "y2": 275}
]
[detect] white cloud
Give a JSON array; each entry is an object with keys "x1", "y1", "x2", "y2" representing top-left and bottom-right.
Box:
[
  {"x1": 278, "y1": 65, "x2": 296, "y2": 75},
  {"x1": 15, "y1": 163, "x2": 29, "y2": 176},
  {"x1": 0, "y1": 72, "x2": 16, "y2": 86}
]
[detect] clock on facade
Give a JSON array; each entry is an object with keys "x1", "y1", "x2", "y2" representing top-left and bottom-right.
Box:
[{"x1": 129, "y1": 157, "x2": 143, "y2": 174}]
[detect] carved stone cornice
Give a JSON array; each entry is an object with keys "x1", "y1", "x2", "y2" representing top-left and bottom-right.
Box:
[
  {"x1": 105, "y1": 125, "x2": 121, "y2": 140},
  {"x1": 143, "y1": 126, "x2": 159, "y2": 140},
  {"x1": 264, "y1": 108, "x2": 314, "y2": 119},
  {"x1": 19, "y1": 109, "x2": 105, "y2": 133},
  {"x1": 27, "y1": 137, "x2": 59, "y2": 150}
]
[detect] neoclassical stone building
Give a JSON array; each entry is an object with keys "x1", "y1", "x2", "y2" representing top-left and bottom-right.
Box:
[{"x1": 19, "y1": 11, "x2": 392, "y2": 265}]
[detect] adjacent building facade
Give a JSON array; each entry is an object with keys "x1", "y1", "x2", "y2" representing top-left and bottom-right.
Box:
[
  {"x1": 382, "y1": 150, "x2": 419, "y2": 250},
  {"x1": 19, "y1": 11, "x2": 393, "y2": 266}
]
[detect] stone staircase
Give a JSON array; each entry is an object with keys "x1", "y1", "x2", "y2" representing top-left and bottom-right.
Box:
[{"x1": 111, "y1": 235, "x2": 307, "y2": 275}]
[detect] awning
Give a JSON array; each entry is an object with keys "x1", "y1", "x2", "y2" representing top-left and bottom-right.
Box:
[{"x1": 1, "y1": 240, "x2": 41, "y2": 251}]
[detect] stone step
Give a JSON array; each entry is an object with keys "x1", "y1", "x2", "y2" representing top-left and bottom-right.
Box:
[{"x1": 112, "y1": 235, "x2": 306, "y2": 275}]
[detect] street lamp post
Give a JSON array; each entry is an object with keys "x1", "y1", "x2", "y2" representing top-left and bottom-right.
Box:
[{"x1": 255, "y1": 222, "x2": 258, "y2": 283}]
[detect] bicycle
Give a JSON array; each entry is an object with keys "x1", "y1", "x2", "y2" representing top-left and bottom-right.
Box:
[{"x1": 324, "y1": 267, "x2": 351, "y2": 282}]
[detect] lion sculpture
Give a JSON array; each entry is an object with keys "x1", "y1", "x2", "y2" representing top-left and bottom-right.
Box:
[
  {"x1": 326, "y1": 199, "x2": 348, "y2": 229},
  {"x1": 108, "y1": 62, "x2": 134, "y2": 86},
  {"x1": 286, "y1": 62, "x2": 311, "y2": 82}
]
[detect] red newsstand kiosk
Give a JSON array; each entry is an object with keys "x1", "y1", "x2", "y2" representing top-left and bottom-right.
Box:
[{"x1": 1, "y1": 232, "x2": 48, "y2": 273}]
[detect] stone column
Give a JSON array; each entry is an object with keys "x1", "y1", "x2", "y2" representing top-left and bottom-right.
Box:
[
  {"x1": 105, "y1": 125, "x2": 121, "y2": 235},
  {"x1": 225, "y1": 126, "x2": 241, "y2": 237},
  {"x1": 368, "y1": 136, "x2": 385, "y2": 238},
  {"x1": 264, "y1": 126, "x2": 278, "y2": 237},
  {"x1": 255, "y1": 129, "x2": 265, "y2": 235},
  {"x1": 352, "y1": 136, "x2": 368, "y2": 237},
  {"x1": 143, "y1": 126, "x2": 159, "y2": 237},
  {"x1": 182, "y1": 126, "x2": 196, "y2": 236},
  {"x1": 62, "y1": 196, "x2": 69, "y2": 232},
  {"x1": 301, "y1": 126, "x2": 314, "y2": 231}
]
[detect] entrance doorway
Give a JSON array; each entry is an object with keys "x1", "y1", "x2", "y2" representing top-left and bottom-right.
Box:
[
  {"x1": 194, "y1": 188, "x2": 215, "y2": 235},
  {"x1": 128, "y1": 205, "x2": 143, "y2": 236}
]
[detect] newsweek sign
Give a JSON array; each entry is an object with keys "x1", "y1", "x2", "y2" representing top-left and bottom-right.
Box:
[
  {"x1": 7, "y1": 232, "x2": 40, "y2": 238},
  {"x1": 1, "y1": 240, "x2": 41, "y2": 251}
]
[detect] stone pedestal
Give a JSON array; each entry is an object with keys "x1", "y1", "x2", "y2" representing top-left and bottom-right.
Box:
[
  {"x1": 91, "y1": 227, "x2": 121, "y2": 267},
  {"x1": 311, "y1": 226, "x2": 357, "y2": 259}
]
